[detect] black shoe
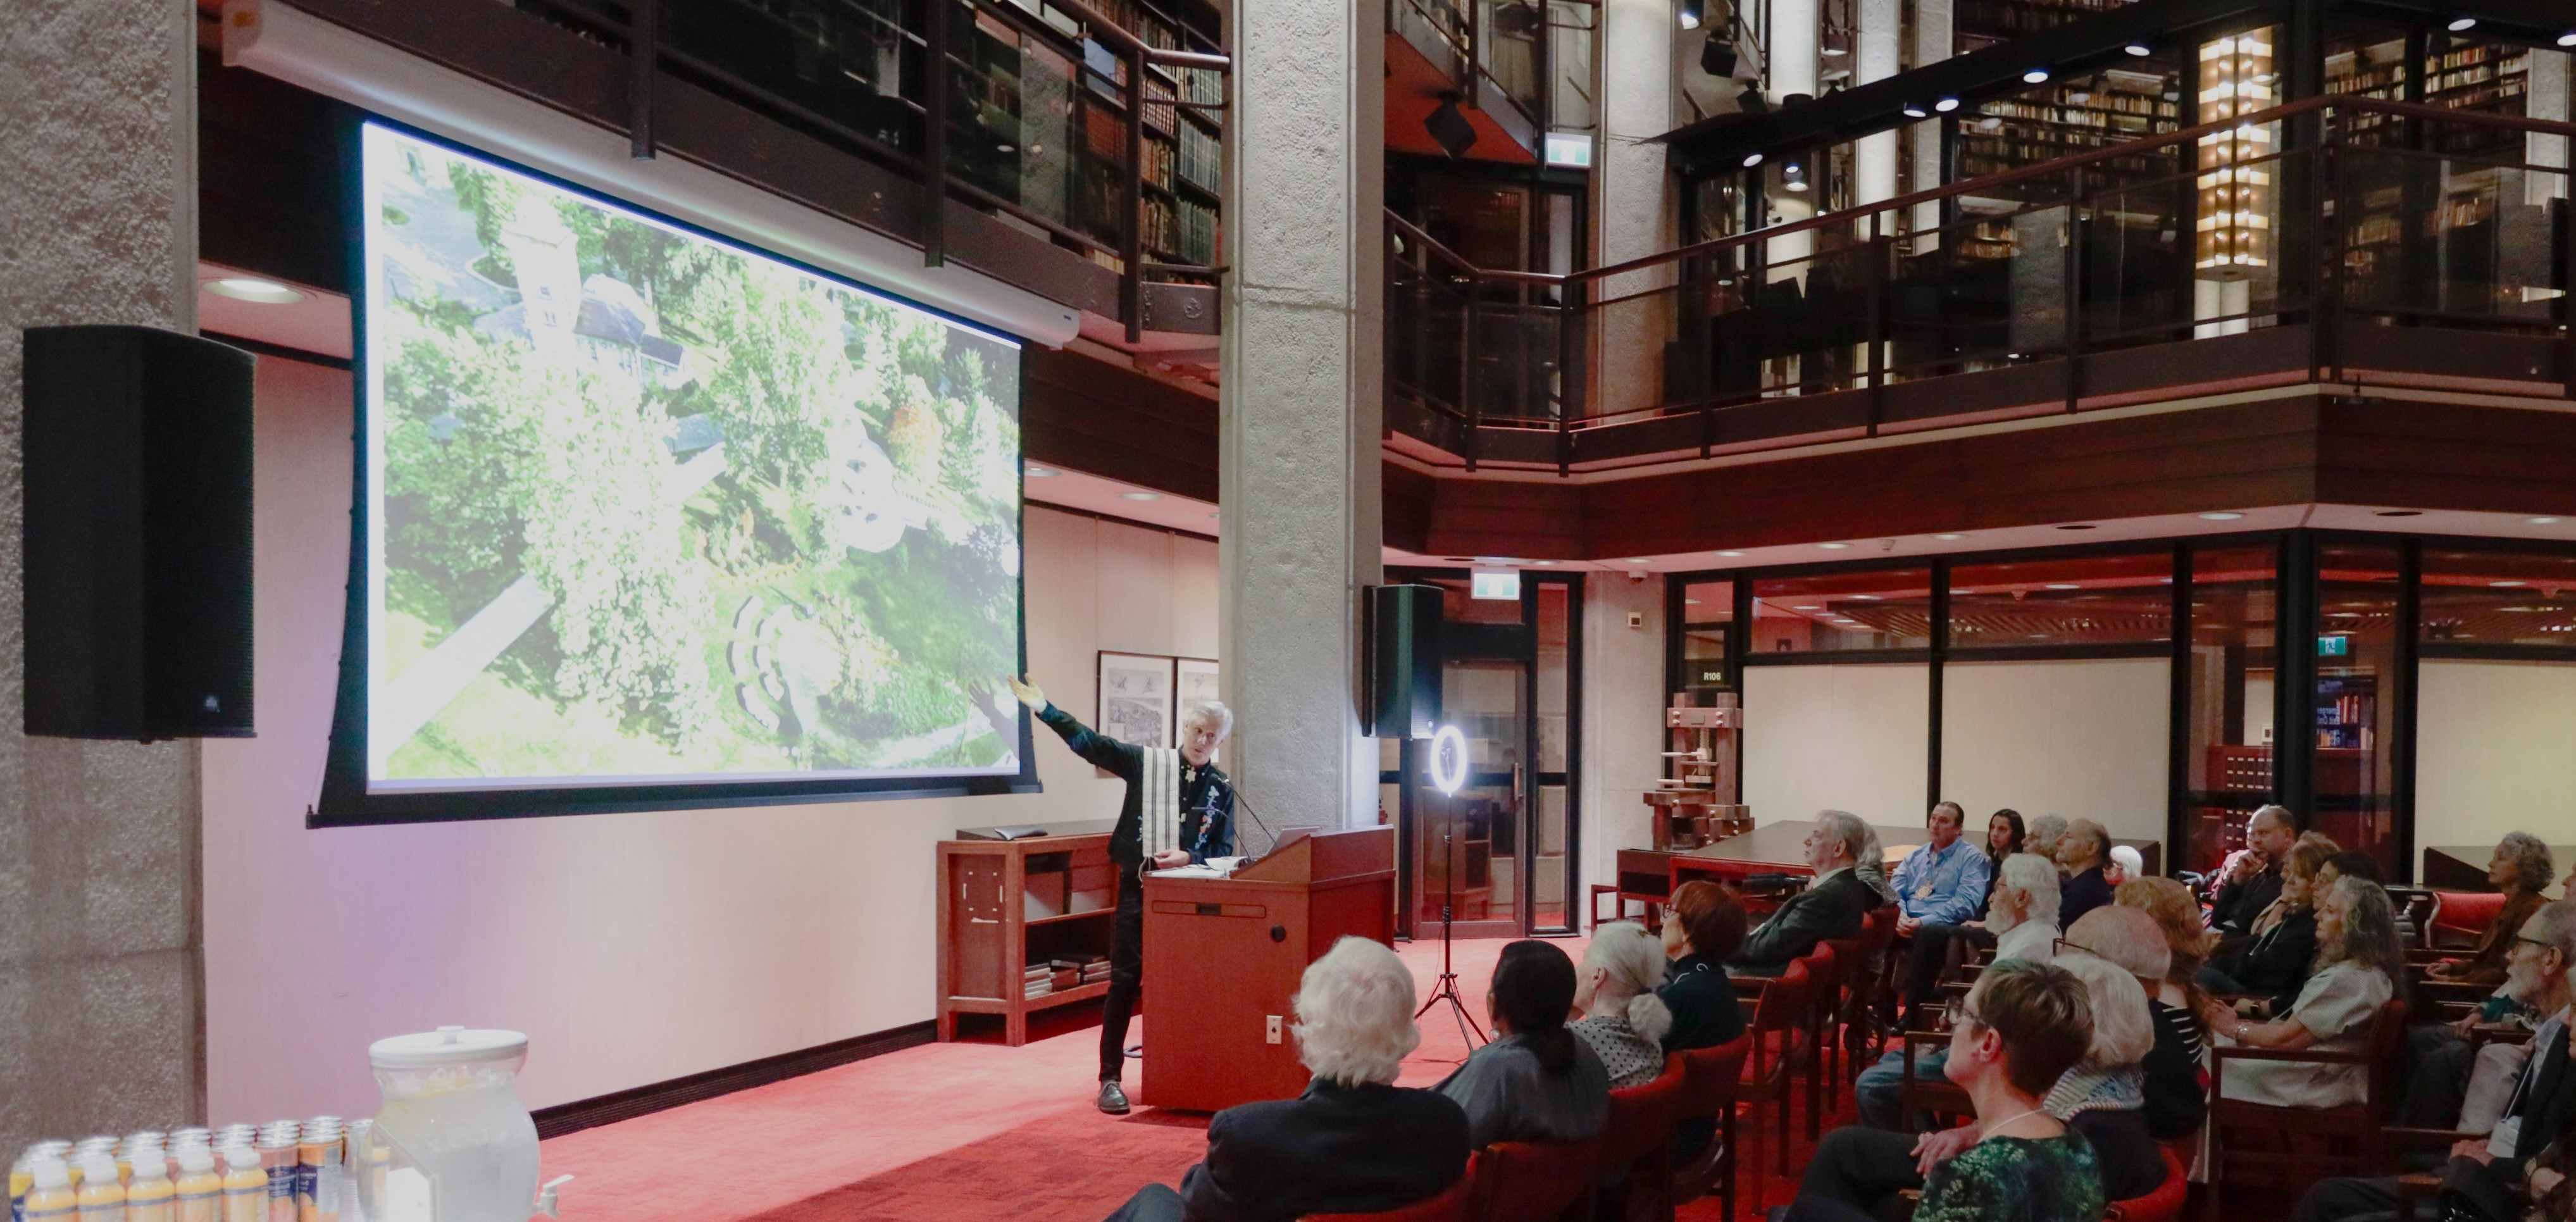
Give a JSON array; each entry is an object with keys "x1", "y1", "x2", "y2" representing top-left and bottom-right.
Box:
[{"x1": 1097, "y1": 1079, "x2": 1131, "y2": 1114}]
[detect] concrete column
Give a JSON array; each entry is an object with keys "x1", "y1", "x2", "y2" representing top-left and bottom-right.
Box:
[
  {"x1": 1219, "y1": 0, "x2": 1384, "y2": 845},
  {"x1": 1910, "y1": 0, "x2": 1953, "y2": 238},
  {"x1": 2529, "y1": 51, "x2": 2568, "y2": 207},
  {"x1": 1598, "y1": 0, "x2": 1677, "y2": 418},
  {"x1": 0, "y1": 0, "x2": 206, "y2": 1149},
  {"x1": 1767, "y1": 0, "x2": 1819, "y2": 271},
  {"x1": 1853, "y1": 0, "x2": 1901, "y2": 208}
]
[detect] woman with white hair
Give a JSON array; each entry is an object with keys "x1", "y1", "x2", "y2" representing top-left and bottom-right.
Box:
[
  {"x1": 1570, "y1": 922, "x2": 1675, "y2": 1088},
  {"x1": 1859, "y1": 851, "x2": 2062, "y2": 1128},
  {"x1": 1102, "y1": 937, "x2": 1471, "y2": 1222}
]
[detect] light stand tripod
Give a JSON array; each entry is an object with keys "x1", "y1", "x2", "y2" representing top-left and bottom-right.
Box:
[{"x1": 1414, "y1": 739, "x2": 1485, "y2": 1047}]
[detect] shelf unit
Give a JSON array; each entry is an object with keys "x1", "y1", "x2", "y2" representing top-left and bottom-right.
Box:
[
  {"x1": 936, "y1": 830, "x2": 1123, "y2": 1045},
  {"x1": 1955, "y1": 70, "x2": 2183, "y2": 194}
]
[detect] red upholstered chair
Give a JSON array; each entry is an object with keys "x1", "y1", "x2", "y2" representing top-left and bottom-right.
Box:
[
  {"x1": 1671, "y1": 1034, "x2": 1752, "y2": 1220},
  {"x1": 1598, "y1": 1059, "x2": 1686, "y2": 1222},
  {"x1": 1471, "y1": 1138, "x2": 1598, "y2": 1222},
  {"x1": 2208, "y1": 997, "x2": 2411, "y2": 1213},
  {"x1": 1793, "y1": 942, "x2": 1841, "y2": 1142},
  {"x1": 1734, "y1": 959, "x2": 1812, "y2": 1207},
  {"x1": 1822, "y1": 932, "x2": 1870, "y2": 1099},
  {"x1": 1304, "y1": 1153, "x2": 1477, "y2": 1222},
  {"x1": 2429, "y1": 890, "x2": 2505, "y2": 949},
  {"x1": 2105, "y1": 1147, "x2": 2190, "y2": 1222}
]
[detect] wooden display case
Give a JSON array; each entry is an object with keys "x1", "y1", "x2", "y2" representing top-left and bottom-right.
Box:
[{"x1": 936, "y1": 829, "x2": 1123, "y2": 1045}]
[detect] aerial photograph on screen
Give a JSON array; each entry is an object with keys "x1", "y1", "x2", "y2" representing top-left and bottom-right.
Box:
[{"x1": 359, "y1": 123, "x2": 1024, "y2": 789}]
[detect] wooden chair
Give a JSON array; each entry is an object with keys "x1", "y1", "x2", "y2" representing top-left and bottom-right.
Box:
[
  {"x1": 2207, "y1": 997, "x2": 2411, "y2": 1213},
  {"x1": 1669, "y1": 1033, "x2": 1753, "y2": 1221},
  {"x1": 1822, "y1": 934, "x2": 1865, "y2": 1098},
  {"x1": 1471, "y1": 1138, "x2": 1598, "y2": 1222},
  {"x1": 1795, "y1": 942, "x2": 1841, "y2": 1141},
  {"x1": 1896, "y1": 1023, "x2": 1972, "y2": 1130},
  {"x1": 1306, "y1": 1153, "x2": 1478, "y2": 1222},
  {"x1": 1732, "y1": 959, "x2": 1812, "y2": 1206},
  {"x1": 1600, "y1": 1061, "x2": 1687, "y2": 1222},
  {"x1": 2105, "y1": 1147, "x2": 2191, "y2": 1222}
]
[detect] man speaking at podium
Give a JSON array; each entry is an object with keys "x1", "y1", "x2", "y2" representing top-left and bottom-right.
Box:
[{"x1": 1009, "y1": 675, "x2": 1236, "y2": 1114}]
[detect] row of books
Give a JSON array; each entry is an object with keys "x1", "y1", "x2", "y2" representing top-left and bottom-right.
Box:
[{"x1": 1024, "y1": 954, "x2": 1114, "y2": 998}]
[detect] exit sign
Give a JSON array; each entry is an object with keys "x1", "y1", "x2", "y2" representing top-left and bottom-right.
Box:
[{"x1": 2318, "y1": 635, "x2": 2351, "y2": 657}]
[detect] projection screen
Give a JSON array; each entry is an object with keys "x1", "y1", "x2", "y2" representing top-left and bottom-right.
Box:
[{"x1": 317, "y1": 121, "x2": 1035, "y2": 823}]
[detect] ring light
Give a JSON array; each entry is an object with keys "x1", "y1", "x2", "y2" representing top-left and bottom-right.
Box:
[{"x1": 1430, "y1": 725, "x2": 1469, "y2": 795}]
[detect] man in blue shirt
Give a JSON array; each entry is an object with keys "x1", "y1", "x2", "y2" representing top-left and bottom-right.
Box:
[{"x1": 1891, "y1": 801, "x2": 1992, "y2": 937}]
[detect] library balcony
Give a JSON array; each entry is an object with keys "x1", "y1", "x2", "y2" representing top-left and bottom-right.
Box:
[
  {"x1": 1384, "y1": 95, "x2": 2573, "y2": 476},
  {"x1": 237, "y1": 0, "x2": 1228, "y2": 359},
  {"x1": 1387, "y1": 0, "x2": 1556, "y2": 162}
]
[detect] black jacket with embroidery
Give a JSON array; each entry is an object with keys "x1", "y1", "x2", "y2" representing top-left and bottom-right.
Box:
[{"x1": 1036, "y1": 702, "x2": 1233, "y2": 869}]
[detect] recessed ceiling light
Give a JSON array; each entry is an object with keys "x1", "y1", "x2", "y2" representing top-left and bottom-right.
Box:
[
  {"x1": 2057, "y1": 524, "x2": 2098, "y2": 531},
  {"x1": 204, "y1": 277, "x2": 304, "y2": 304},
  {"x1": 2198, "y1": 511, "x2": 2244, "y2": 521},
  {"x1": 1718, "y1": 550, "x2": 1746, "y2": 557},
  {"x1": 1851, "y1": 594, "x2": 1882, "y2": 601},
  {"x1": 1119, "y1": 492, "x2": 1162, "y2": 501},
  {"x1": 2124, "y1": 42, "x2": 2153, "y2": 56},
  {"x1": 2447, "y1": 16, "x2": 2475, "y2": 31},
  {"x1": 1934, "y1": 97, "x2": 1960, "y2": 112},
  {"x1": 1626, "y1": 558, "x2": 1654, "y2": 565},
  {"x1": 2376, "y1": 509, "x2": 2423, "y2": 517},
  {"x1": 2491, "y1": 580, "x2": 2527, "y2": 588},
  {"x1": 1793, "y1": 604, "x2": 1823, "y2": 610},
  {"x1": 1819, "y1": 542, "x2": 1852, "y2": 550},
  {"x1": 1529, "y1": 560, "x2": 1557, "y2": 566},
  {"x1": 1684, "y1": 597, "x2": 1702, "y2": 604},
  {"x1": 1024, "y1": 464, "x2": 1059, "y2": 477},
  {"x1": 1934, "y1": 533, "x2": 1965, "y2": 540},
  {"x1": 2561, "y1": 31, "x2": 2576, "y2": 47},
  {"x1": 1206, "y1": 513, "x2": 1219, "y2": 520},
  {"x1": 1742, "y1": 153, "x2": 1765, "y2": 168},
  {"x1": 2044, "y1": 583, "x2": 2081, "y2": 590},
  {"x1": 2526, "y1": 516, "x2": 2563, "y2": 525},
  {"x1": 1903, "y1": 104, "x2": 1929, "y2": 118},
  {"x1": 2023, "y1": 68, "x2": 2051, "y2": 83}
]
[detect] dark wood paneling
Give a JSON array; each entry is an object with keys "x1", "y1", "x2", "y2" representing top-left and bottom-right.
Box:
[
  {"x1": 1384, "y1": 463, "x2": 1435, "y2": 554},
  {"x1": 200, "y1": 52, "x2": 356, "y2": 290},
  {"x1": 1022, "y1": 346, "x2": 1218, "y2": 502},
  {"x1": 2316, "y1": 399, "x2": 2576, "y2": 515}
]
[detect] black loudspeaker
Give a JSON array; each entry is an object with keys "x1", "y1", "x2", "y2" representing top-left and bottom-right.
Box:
[
  {"x1": 1366, "y1": 583, "x2": 1443, "y2": 739},
  {"x1": 22, "y1": 325, "x2": 256, "y2": 740}
]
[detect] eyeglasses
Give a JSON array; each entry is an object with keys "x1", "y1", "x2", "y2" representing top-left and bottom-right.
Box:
[
  {"x1": 2511, "y1": 934, "x2": 2555, "y2": 954},
  {"x1": 1943, "y1": 995, "x2": 1982, "y2": 1031},
  {"x1": 2052, "y1": 938, "x2": 2100, "y2": 959}
]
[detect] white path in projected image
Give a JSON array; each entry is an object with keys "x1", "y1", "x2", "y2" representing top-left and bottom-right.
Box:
[{"x1": 373, "y1": 444, "x2": 730, "y2": 771}]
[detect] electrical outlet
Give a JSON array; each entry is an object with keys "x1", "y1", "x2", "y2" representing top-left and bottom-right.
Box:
[
  {"x1": 1626, "y1": 611, "x2": 1645, "y2": 629},
  {"x1": 1265, "y1": 1014, "x2": 1283, "y2": 1044}
]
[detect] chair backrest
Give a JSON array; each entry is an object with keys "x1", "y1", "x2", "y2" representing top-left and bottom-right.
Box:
[
  {"x1": 1677, "y1": 1033, "x2": 1753, "y2": 1119},
  {"x1": 1470, "y1": 1138, "x2": 1597, "y2": 1222},
  {"x1": 2363, "y1": 996, "x2": 2413, "y2": 1114},
  {"x1": 1824, "y1": 936, "x2": 1865, "y2": 1016},
  {"x1": 2105, "y1": 1148, "x2": 2190, "y2": 1222},
  {"x1": 1600, "y1": 1063, "x2": 1688, "y2": 1169},
  {"x1": 1304, "y1": 1153, "x2": 1478, "y2": 1222},
  {"x1": 1752, "y1": 961, "x2": 1810, "y2": 1037}
]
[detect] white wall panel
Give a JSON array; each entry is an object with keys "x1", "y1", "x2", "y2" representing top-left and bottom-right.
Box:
[
  {"x1": 2415, "y1": 659, "x2": 2576, "y2": 882},
  {"x1": 1743, "y1": 664, "x2": 1931, "y2": 829},
  {"x1": 1941, "y1": 658, "x2": 2170, "y2": 847}
]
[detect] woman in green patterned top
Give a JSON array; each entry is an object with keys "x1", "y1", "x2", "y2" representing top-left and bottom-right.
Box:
[{"x1": 1913, "y1": 961, "x2": 2110, "y2": 1222}]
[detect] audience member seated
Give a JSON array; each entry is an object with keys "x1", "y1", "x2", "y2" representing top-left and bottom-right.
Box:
[
  {"x1": 2314, "y1": 852, "x2": 2419, "y2": 946},
  {"x1": 2115, "y1": 876, "x2": 2215, "y2": 1140},
  {"x1": 1854, "y1": 822, "x2": 1901, "y2": 907},
  {"x1": 2399, "y1": 833, "x2": 2561, "y2": 1129},
  {"x1": 2025, "y1": 815, "x2": 2070, "y2": 875},
  {"x1": 1656, "y1": 880, "x2": 1748, "y2": 1052},
  {"x1": 1901, "y1": 810, "x2": 2025, "y2": 1017},
  {"x1": 1436, "y1": 939, "x2": 1610, "y2": 1147},
  {"x1": 2291, "y1": 898, "x2": 2576, "y2": 1222},
  {"x1": 1893, "y1": 802, "x2": 1996, "y2": 940},
  {"x1": 2042, "y1": 912, "x2": 2177, "y2": 1200},
  {"x1": 1569, "y1": 921, "x2": 1674, "y2": 1089},
  {"x1": 2201, "y1": 833, "x2": 2335, "y2": 1007},
  {"x1": 1730, "y1": 809, "x2": 1879, "y2": 978},
  {"x1": 2203, "y1": 875, "x2": 2406, "y2": 1109},
  {"x1": 2058, "y1": 820, "x2": 2117, "y2": 928},
  {"x1": 1862, "y1": 851, "x2": 2063, "y2": 1128},
  {"x1": 2106, "y1": 845, "x2": 2143, "y2": 888},
  {"x1": 1787, "y1": 961, "x2": 2107, "y2": 1222},
  {"x1": 1100, "y1": 937, "x2": 1471, "y2": 1222},
  {"x1": 2212, "y1": 804, "x2": 2299, "y2": 937}
]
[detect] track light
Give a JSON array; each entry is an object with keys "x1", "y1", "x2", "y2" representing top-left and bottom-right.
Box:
[
  {"x1": 2023, "y1": 68, "x2": 2050, "y2": 83},
  {"x1": 1425, "y1": 92, "x2": 1477, "y2": 159},
  {"x1": 1934, "y1": 96, "x2": 1960, "y2": 112},
  {"x1": 1679, "y1": 0, "x2": 1704, "y2": 29},
  {"x1": 2125, "y1": 42, "x2": 2153, "y2": 56},
  {"x1": 2446, "y1": 16, "x2": 2475, "y2": 30}
]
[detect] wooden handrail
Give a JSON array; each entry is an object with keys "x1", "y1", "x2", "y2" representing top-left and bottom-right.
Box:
[{"x1": 1392, "y1": 94, "x2": 2576, "y2": 291}]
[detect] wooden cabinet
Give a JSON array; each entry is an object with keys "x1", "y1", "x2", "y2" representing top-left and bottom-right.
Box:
[{"x1": 936, "y1": 832, "x2": 1123, "y2": 1045}]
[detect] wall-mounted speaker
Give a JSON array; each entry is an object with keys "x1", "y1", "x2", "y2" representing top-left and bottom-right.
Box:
[
  {"x1": 1365, "y1": 583, "x2": 1443, "y2": 739},
  {"x1": 22, "y1": 325, "x2": 256, "y2": 740}
]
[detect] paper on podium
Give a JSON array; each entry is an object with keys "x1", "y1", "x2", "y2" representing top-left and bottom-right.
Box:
[{"x1": 1147, "y1": 856, "x2": 1248, "y2": 879}]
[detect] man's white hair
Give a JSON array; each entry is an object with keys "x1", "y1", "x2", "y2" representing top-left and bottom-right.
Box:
[
  {"x1": 1182, "y1": 700, "x2": 1235, "y2": 740},
  {"x1": 1814, "y1": 809, "x2": 1870, "y2": 865},
  {"x1": 1994, "y1": 852, "x2": 2062, "y2": 932},
  {"x1": 1291, "y1": 936, "x2": 1419, "y2": 1087}
]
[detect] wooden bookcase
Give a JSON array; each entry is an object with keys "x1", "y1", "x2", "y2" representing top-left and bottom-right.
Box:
[{"x1": 936, "y1": 830, "x2": 1124, "y2": 1045}]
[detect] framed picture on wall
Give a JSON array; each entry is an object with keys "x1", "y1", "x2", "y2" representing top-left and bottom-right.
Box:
[
  {"x1": 1097, "y1": 652, "x2": 1175, "y2": 750},
  {"x1": 1176, "y1": 656, "x2": 1221, "y2": 758}
]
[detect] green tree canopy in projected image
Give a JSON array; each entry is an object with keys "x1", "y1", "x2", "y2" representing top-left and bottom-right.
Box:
[{"x1": 362, "y1": 124, "x2": 1023, "y2": 787}]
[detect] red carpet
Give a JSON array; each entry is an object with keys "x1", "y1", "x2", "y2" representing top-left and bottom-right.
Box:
[{"x1": 540, "y1": 937, "x2": 1848, "y2": 1221}]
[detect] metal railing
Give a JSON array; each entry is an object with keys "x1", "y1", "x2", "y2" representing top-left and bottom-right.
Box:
[
  {"x1": 1390, "y1": 0, "x2": 1549, "y2": 141},
  {"x1": 520, "y1": 0, "x2": 1227, "y2": 340},
  {"x1": 1388, "y1": 95, "x2": 2576, "y2": 471}
]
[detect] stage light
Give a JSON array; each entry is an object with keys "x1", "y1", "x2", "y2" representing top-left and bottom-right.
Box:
[
  {"x1": 1430, "y1": 725, "x2": 1470, "y2": 794},
  {"x1": 1425, "y1": 92, "x2": 1478, "y2": 159},
  {"x1": 1934, "y1": 97, "x2": 1960, "y2": 112}
]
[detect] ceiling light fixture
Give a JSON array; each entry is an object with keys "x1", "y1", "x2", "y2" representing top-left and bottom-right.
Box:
[
  {"x1": 1626, "y1": 558, "x2": 1654, "y2": 566},
  {"x1": 204, "y1": 277, "x2": 305, "y2": 304},
  {"x1": 2491, "y1": 580, "x2": 2527, "y2": 588},
  {"x1": 2526, "y1": 516, "x2": 2563, "y2": 525},
  {"x1": 2044, "y1": 583, "x2": 2082, "y2": 590},
  {"x1": 1934, "y1": 533, "x2": 1965, "y2": 540},
  {"x1": 1934, "y1": 97, "x2": 1960, "y2": 112},
  {"x1": 2446, "y1": 16, "x2": 2475, "y2": 30},
  {"x1": 2561, "y1": 31, "x2": 2576, "y2": 47},
  {"x1": 2198, "y1": 511, "x2": 2244, "y2": 520},
  {"x1": 2023, "y1": 68, "x2": 2051, "y2": 83},
  {"x1": 1023, "y1": 465, "x2": 1059, "y2": 477},
  {"x1": 1678, "y1": 0, "x2": 1705, "y2": 29},
  {"x1": 1819, "y1": 542, "x2": 1852, "y2": 550},
  {"x1": 1719, "y1": 549, "x2": 1746, "y2": 557},
  {"x1": 1119, "y1": 492, "x2": 1162, "y2": 501},
  {"x1": 1903, "y1": 104, "x2": 1929, "y2": 118},
  {"x1": 1742, "y1": 152, "x2": 1765, "y2": 168},
  {"x1": 2124, "y1": 42, "x2": 2153, "y2": 56},
  {"x1": 1528, "y1": 560, "x2": 1558, "y2": 566}
]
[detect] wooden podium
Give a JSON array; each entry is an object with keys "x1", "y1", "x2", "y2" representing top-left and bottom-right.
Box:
[{"x1": 1138, "y1": 826, "x2": 1396, "y2": 1113}]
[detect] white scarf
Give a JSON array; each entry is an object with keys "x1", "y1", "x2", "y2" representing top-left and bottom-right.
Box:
[{"x1": 1140, "y1": 747, "x2": 1184, "y2": 861}]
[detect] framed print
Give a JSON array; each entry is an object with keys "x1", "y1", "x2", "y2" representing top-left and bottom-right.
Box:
[
  {"x1": 1176, "y1": 657, "x2": 1221, "y2": 721},
  {"x1": 1097, "y1": 652, "x2": 1175, "y2": 749}
]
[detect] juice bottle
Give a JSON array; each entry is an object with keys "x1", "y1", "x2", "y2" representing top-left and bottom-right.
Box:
[
  {"x1": 72, "y1": 1156, "x2": 121, "y2": 1222},
  {"x1": 122, "y1": 1159, "x2": 170, "y2": 1222},
  {"x1": 251, "y1": 1132, "x2": 292, "y2": 1222},
  {"x1": 13, "y1": 1154, "x2": 34, "y2": 1222},
  {"x1": 22, "y1": 1161, "x2": 74, "y2": 1222},
  {"x1": 216, "y1": 1151, "x2": 262, "y2": 1222},
  {"x1": 171, "y1": 1150, "x2": 218, "y2": 1222}
]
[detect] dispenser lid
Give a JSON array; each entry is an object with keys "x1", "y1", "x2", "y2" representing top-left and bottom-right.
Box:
[{"x1": 369, "y1": 1025, "x2": 528, "y2": 1068}]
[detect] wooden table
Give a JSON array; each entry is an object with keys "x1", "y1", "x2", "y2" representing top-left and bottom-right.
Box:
[{"x1": 2423, "y1": 844, "x2": 2576, "y2": 892}]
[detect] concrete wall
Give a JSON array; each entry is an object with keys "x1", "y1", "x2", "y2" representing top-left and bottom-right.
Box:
[
  {"x1": 1580, "y1": 575, "x2": 1665, "y2": 909},
  {"x1": 199, "y1": 353, "x2": 1217, "y2": 1122},
  {"x1": 0, "y1": 0, "x2": 206, "y2": 1152}
]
